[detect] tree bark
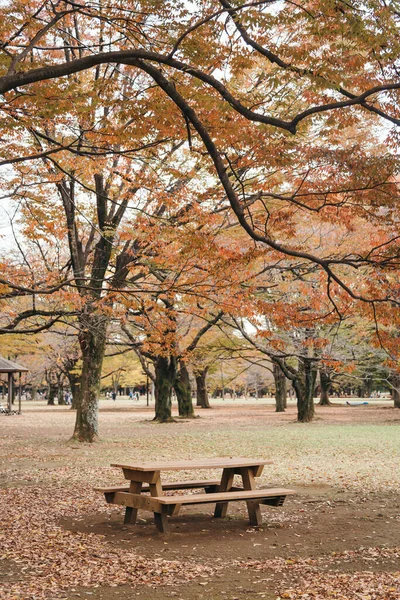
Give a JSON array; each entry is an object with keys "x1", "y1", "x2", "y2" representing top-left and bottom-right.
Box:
[
  {"x1": 273, "y1": 361, "x2": 287, "y2": 412},
  {"x1": 57, "y1": 373, "x2": 65, "y2": 405},
  {"x1": 66, "y1": 369, "x2": 81, "y2": 410},
  {"x1": 365, "y1": 376, "x2": 372, "y2": 399},
  {"x1": 392, "y1": 375, "x2": 400, "y2": 408},
  {"x1": 294, "y1": 357, "x2": 317, "y2": 423},
  {"x1": 195, "y1": 367, "x2": 211, "y2": 408},
  {"x1": 174, "y1": 361, "x2": 195, "y2": 418},
  {"x1": 153, "y1": 355, "x2": 176, "y2": 422},
  {"x1": 47, "y1": 373, "x2": 57, "y2": 405},
  {"x1": 72, "y1": 313, "x2": 108, "y2": 442},
  {"x1": 319, "y1": 369, "x2": 332, "y2": 406}
]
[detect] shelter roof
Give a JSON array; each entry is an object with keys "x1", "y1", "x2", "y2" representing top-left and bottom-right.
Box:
[{"x1": 0, "y1": 356, "x2": 29, "y2": 373}]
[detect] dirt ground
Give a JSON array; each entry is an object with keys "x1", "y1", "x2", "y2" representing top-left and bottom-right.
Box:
[
  {"x1": 61, "y1": 486, "x2": 400, "y2": 600},
  {"x1": 1, "y1": 400, "x2": 399, "y2": 600}
]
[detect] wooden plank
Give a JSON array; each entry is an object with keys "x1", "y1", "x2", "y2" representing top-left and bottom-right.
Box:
[
  {"x1": 154, "y1": 508, "x2": 168, "y2": 533},
  {"x1": 168, "y1": 503, "x2": 182, "y2": 516},
  {"x1": 156, "y1": 488, "x2": 295, "y2": 505},
  {"x1": 94, "y1": 480, "x2": 220, "y2": 494},
  {"x1": 111, "y1": 488, "x2": 295, "y2": 507},
  {"x1": 253, "y1": 465, "x2": 265, "y2": 477},
  {"x1": 159, "y1": 479, "x2": 220, "y2": 490},
  {"x1": 104, "y1": 492, "x2": 116, "y2": 504},
  {"x1": 113, "y1": 492, "x2": 162, "y2": 512},
  {"x1": 121, "y1": 468, "x2": 160, "y2": 483},
  {"x1": 111, "y1": 458, "x2": 273, "y2": 471},
  {"x1": 239, "y1": 466, "x2": 262, "y2": 526},
  {"x1": 94, "y1": 486, "x2": 130, "y2": 493},
  {"x1": 214, "y1": 467, "x2": 234, "y2": 518},
  {"x1": 149, "y1": 478, "x2": 163, "y2": 497},
  {"x1": 124, "y1": 481, "x2": 142, "y2": 524}
]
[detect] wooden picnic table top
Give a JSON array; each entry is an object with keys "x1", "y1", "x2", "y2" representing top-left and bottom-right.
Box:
[{"x1": 111, "y1": 457, "x2": 273, "y2": 472}]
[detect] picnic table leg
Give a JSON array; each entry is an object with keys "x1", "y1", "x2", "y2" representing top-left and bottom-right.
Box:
[
  {"x1": 154, "y1": 507, "x2": 168, "y2": 533},
  {"x1": 240, "y1": 467, "x2": 262, "y2": 527},
  {"x1": 214, "y1": 468, "x2": 234, "y2": 518},
  {"x1": 149, "y1": 477, "x2": 168, "y2": 532},
  {"x1": 124, "y1": 481, "x2": 143, "y2": 524}
]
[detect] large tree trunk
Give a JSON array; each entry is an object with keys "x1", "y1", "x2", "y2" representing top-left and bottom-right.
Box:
[
  {"x1": 153, "y1": 355, "x2": 176, "y2": 422},
  {"x1": 294, "y1": 357, "x2": 317, "y2": 423},
  {"x1": 196, "y1": 367, "x2": 211, "y2": 408},
  {"x1": 174, "y1": 361, "x2": 195, "y2": 418},
  {"x1": 392, "y1": 375, "x2": 400, "y2": 408},
  {"x1": 273, "y1": 362, "x2": 287, "y2": 412},
  {"x1": 72, "y1": 313, "x2": 108, "y2": 442},
  {"x1": 319, "y1": 369, "x2": 332, "y2": 406}
]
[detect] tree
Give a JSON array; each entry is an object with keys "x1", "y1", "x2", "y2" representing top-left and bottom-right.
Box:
[
  {"x1": 273, "y1": 361, "x2": 287, "y2": 412},
  {"x1": 1, "y1": 1, "x2": 399, "y2": 294},
  {"x1": 1, "y1": 0, "x2": 400, "y2": 434},
  {"x1": 121, "y1": 306, "x2": 223, "y2": 421},
  {"x1": 318, "y1": 367, "x2": 332, "y2": 407}
]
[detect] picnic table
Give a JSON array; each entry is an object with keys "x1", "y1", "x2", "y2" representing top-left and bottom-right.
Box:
[{"x1": 96, "y1": 457, "x2": 295, "y2": 532}]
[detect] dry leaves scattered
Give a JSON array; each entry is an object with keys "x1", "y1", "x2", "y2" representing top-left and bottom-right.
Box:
[
  {"x1": 0, "y1": 485, "x2": 215, "y2": 599},
  {"x1": 239, "y1": 547, "x2": 400, "y2": 600}
]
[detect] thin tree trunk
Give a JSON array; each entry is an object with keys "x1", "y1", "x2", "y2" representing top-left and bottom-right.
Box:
[
  {"x1": 57, "y1": 373, "x2": 65, "y2": 405},
  {"x1": 67, "y1": 371, "x2": 81, "y2": 410},
  {"x1": 47, "y1": 373, "x2": 57, "y2": 405},
  {"x1": 319, "y1": 369, "x2": 332, "y2": 406},
  {"x1": 273, "y1": 362, "x2": 287, "y2": 412},
  {"x1": 153, "y1": 355, "x2": 176, "y2": 422},
  {"x1": 196, "y1": 367, "x2": 211, "y2": 408},
  {"x1": 175, "y1": 361, "x2": 195, "y2": 418},
  {"x1": 294, "y1": 357, "x2": 317, "y2": 423},
  {"x1": 365, "y1": 376, "x2": 372, "y2": 399},
  {"x1": 72, "y1": 313, "x2": 108, "y2": 442}
]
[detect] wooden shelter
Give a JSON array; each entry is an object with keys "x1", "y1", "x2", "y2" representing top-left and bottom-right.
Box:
[{"x1": 0, "y1": 357, "x2": 29, "y2": 415}]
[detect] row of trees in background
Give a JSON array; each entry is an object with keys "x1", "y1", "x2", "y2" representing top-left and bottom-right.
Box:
[
  {"x1": 0, "y1": 1, "x2": 400, "y2": 440},
  {"x1": 3, "y1": 314, "x2": 400, "y2": 418}
]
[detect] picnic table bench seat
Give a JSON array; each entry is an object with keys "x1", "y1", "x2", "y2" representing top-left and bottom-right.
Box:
[
  {"x1": 101, "y1": 487, "x2": 295, "y2": 532},
  {"x1": 113, "y1": 487, "x2": 294, "y2": 509}
]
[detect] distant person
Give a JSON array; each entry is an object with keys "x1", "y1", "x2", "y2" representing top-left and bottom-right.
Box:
[{"x1": 111, "y1": 391, "x2": 116, "y2": 401}]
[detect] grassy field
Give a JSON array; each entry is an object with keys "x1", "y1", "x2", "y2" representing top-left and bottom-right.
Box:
[{"x1": 1, "y1": 400, "x2": 399, "y2": 600}]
